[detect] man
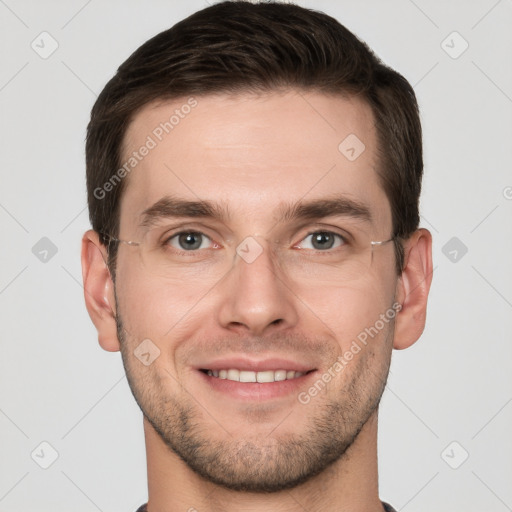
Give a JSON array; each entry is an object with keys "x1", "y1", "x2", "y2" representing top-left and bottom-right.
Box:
[{"x1": 81, "y1": 1, "x2": 432, "y2": 511}]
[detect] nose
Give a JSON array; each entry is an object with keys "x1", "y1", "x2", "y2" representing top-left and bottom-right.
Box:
[{"x1": 215, "y1": 238, "x2": 299, "y2": 336}]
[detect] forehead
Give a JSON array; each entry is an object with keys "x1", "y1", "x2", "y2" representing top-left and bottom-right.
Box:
[{"x1": 119, "y1": 90, "x2": 391, "y2": 233}]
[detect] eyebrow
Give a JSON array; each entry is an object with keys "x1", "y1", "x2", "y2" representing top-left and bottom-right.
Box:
[
  {"x1": 138, "y1": 195, "x2": 372, "y2": 229},
  {"x1": 139, "y1": 196, "x2": 229, "y2": 228},
  {"x1": 278, "y1": 197, "x2": 372, "y2": 224}
]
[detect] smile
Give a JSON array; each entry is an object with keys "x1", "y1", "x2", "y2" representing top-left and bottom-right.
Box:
[{"x1": 203, "y1": 369, "x2": 306, "y2": 382}]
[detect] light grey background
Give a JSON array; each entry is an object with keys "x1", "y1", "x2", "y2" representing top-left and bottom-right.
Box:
[{"x1": 1, "y1": 1, "x2": 511, "y2": 511}]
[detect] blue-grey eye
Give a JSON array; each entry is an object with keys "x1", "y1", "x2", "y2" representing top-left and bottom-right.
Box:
[
  {"x1": 169, "y1": 232, "x2": 211, "y2": 251},
  {"x1": 300, "y1": 232, "x2": 344, "y2": 250}
]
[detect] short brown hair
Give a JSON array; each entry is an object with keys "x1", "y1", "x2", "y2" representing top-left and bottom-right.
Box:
[{"x1": 86, "y1": 0, "x2": 422, "y2": 275}]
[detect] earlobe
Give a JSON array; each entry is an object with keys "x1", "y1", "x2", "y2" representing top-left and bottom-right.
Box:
[
  {"x1": 81, "y1": 230, "x2": 120, "y2": 352},
  {"x1": 393, "y1": 228, "x2": 433, "y2": 350}
]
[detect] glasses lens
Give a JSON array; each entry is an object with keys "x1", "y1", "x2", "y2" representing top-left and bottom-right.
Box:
[{"x1": 126, "y1": 227, "x2": 391, "y2": 284}]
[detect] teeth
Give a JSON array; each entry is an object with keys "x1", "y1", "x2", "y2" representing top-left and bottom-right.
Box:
[
  {"x1": 257, "y1": 370, "x2": 275, "y2": 383},
  {"x1": 206, "y1": 369, "x2": 306, "y2": 383},
  {"x1": 227, "y1": 369, "x2": 240, "y2": 381},
  {"x1": 274, "y1": 370, "x2": 287, "y2": 381},
  {"x1": 240, "y1": 370, "x2": 256, "y2": 382}
]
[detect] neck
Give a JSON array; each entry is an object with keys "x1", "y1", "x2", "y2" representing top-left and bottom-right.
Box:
[{"x1": 143, "y1": 410, "x2": 383, "y2": 512}]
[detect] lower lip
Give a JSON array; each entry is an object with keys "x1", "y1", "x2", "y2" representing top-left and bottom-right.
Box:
[{"x1": 197, "y1": 370, "x2": 316, "y2": 400}]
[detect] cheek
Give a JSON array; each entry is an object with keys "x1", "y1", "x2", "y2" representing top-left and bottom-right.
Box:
[
  {"x1": 114, "y1": 259, "x2": 215, "y2": 343},
  {"x1": 294, "y1": 277, "x2": 395, "y2": 351}
]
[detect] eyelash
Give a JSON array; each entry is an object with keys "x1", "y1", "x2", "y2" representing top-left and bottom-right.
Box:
[
  {"x1": 294, "y1": 231, "x2": 348, "y2": 251},
  {"x1": 161, "y1": 231, "x2": 217, "y2": 253}
]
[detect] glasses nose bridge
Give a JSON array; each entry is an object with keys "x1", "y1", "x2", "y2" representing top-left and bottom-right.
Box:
[{"x1": 233, "y1": 234, "x2": 280, "y2": 270}]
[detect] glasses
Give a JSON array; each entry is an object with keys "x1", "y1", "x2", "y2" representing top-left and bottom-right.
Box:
[{"x1": 103, "y1": 224, "x2": 395, "y2": 284}]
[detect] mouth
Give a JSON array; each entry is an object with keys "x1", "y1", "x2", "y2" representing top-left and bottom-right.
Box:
[
  {"x1": 200, "y1": 368, "x2": 312, "y2": 383},
  {"x1": 196, "y1": 359, "x2": 318, "y2": 401}
]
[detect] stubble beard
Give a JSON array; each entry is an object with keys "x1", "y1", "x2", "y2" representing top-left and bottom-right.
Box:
[{"x1": 115, "y1": 306, "x2": 392, "y2": 493}]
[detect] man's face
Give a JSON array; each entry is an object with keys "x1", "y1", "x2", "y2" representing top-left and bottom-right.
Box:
[{"x1": 113, "y1": 90, "x2": 399, "y2": 491}]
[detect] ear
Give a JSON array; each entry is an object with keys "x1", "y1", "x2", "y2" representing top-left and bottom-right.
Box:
[
  {"x1": 393, "y1": 228, "x2": 433, "y2": 350},
  {"x1": 81, "y1": 230, "x2": 120, "y2": 352}
]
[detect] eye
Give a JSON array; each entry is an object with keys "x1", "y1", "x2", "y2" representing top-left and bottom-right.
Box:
[
  {"x1": 297, "y1": 231, "x2": 346, "y2": 251},
  {"x1": 166, "y1": 232, "x2": 213, "y2": 251}
]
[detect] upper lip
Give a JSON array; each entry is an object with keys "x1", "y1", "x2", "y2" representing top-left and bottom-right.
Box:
[{"x1": 196, "y1": 357, "x2": 316, "y2": 373}]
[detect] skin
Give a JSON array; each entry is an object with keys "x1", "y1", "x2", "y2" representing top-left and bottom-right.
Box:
[{"x1": 82, "y1": 90, "x2": 433, "y2": 512}]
